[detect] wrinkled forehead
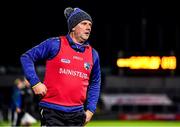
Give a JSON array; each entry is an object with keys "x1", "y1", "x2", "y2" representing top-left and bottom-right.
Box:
[{"x1": 79, "y1": 20, "x2": 92, "y2": 25}]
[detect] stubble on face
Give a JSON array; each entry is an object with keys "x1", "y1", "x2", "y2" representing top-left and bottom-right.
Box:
[{"x1": 74, "y1": 20, "x2": 92, "y2": 43}]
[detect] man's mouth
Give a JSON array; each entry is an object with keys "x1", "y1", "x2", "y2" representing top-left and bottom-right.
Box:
[{"x1": 85, "y1": 32, "x2": 90, "y2": 35}]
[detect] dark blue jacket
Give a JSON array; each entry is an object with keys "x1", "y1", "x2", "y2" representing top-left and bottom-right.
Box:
[
  {"x1": 11, "y1": 86, "x2": 22, "y2": 110},
  {"x1": 20, "y1": 34, "x2": 101, "y2": 113}
]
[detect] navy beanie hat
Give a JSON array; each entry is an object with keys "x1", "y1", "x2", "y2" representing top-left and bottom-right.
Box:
[{"x1": 64, "y1": 7, "x2": 92, "y2": 31}]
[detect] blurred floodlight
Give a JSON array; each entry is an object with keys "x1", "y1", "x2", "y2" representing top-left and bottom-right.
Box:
[{"x1": 117, "y1": 56, "x2": 176, "y2": 70}]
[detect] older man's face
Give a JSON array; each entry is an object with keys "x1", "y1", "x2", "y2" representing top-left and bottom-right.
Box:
[{"x1": 73, "y1": 20, "x2": 92, "y2": 43}]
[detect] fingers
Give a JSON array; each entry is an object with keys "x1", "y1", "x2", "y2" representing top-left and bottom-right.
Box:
[
  {"x1": 38, "y1": 87, "x2": 47, "y2": 96},
  {"x1": 32, "y1": 83, "x2": 47, "y2": 96},
  {"x1": 40, "y1": 90, "x2": 47, "y2": 96},
  {"x1": 35, "y1": 89, "x2": 47, "y2": 96}
]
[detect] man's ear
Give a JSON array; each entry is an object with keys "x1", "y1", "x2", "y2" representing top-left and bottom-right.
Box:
[{"x1": 72, "y1": 28, "x2": 75, "y2": 31}]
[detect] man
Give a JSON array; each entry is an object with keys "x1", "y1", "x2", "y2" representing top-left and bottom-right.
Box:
[
  {"x1": 22, "y1": 78, "x2": 34, "y2": 115},
  {"x1": 11, "y1": 77, "x2": 25, "y2": 126},
  {"x1": 20, "y1": 7, "x2": 101, "y2": 126}
]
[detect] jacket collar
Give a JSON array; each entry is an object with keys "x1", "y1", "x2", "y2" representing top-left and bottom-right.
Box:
[{"x1": 66, "y1": 34, "x2": 90, "y2": 52}]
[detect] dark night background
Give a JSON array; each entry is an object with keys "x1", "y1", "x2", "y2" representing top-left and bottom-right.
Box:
[
  {"x1": 0, "y1": 1, "x2": 180, "y2": 123},
  {"x1": 1, "y1": 0, "x2": 180, "y2": 75}
]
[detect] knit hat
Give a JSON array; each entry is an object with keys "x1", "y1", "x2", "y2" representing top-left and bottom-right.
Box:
[{"x1": 64, "y1": 7, "x2": 92, "y2": 31}]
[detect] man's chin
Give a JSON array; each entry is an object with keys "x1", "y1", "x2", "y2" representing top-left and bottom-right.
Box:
[{"x1": 81, "y1": 36, "x2": 89, "y2": 42}]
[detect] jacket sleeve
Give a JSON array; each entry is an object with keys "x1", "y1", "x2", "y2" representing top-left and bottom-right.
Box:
[
  {"x1": 20, "y1": 37, "x2": 60, "y2": 87},
  {"x1": 86, "y1": 48, "x2": 101, "y2": 113}
]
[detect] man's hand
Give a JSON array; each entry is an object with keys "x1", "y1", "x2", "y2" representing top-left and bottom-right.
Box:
[
  {"x1": 32, "y1": 82, "x2": 47, "y2": 96},
  {"x1": 84, "y1": 110, "x2": 93, "y2": 126}
]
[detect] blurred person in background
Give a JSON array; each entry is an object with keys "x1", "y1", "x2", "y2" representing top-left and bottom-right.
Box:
[
  {"x1": 20, "y1": 77, "x2": 35, "y2": 126},
  {"x1": 11, "y1": 77, "x2": 24, "y2": 126},
  {"x1": 22, "y1": 78, "x2": 34, "y2": 116},
  {"x1": 20, "y1": 7, "x2": 101, "y2": 126}
]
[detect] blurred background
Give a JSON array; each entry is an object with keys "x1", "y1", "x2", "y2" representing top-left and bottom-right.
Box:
[{"x1": 0, "y1": 0, "x2": 180, "y2": 125}]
